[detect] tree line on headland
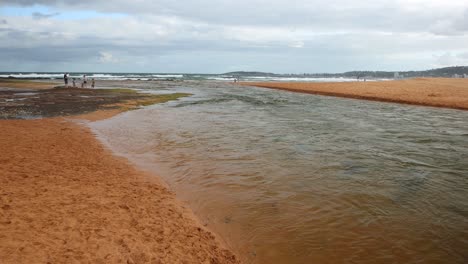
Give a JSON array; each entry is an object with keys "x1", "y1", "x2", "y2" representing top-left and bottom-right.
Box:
[{"x1": 226, "y1": 66, "x2": 468, "y2": 79}]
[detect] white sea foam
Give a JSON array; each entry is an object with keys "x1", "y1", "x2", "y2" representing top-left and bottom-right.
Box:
[
  {"x1": 151, "y1": 74, "x2": 184, "y2": 78},
  {"x1": 246, "y1": 76, "x2": 360, "y2": 82},
  {"x1": 0, "y1": 72, "x2": 392, "y2": 82},
  {"x1": 206, "y1": 77, "x2": 236, "y2": 81},
  {"x1": 0, "y1": 73, "x2": 63, "y2": 79}
]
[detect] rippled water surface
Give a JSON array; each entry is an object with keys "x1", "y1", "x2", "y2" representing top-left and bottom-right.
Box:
[{"x1": 91, "y1": 81, "x2": 468, "y2": 264}]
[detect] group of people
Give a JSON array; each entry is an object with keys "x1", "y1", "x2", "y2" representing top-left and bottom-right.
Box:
[{"x1": 63, "y1": 73, "x2": 95, "y2": 88}]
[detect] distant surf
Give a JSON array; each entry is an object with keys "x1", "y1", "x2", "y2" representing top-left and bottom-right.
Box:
[{"x1": 0, "y1": 72, "x2": 390, "y2": 82}]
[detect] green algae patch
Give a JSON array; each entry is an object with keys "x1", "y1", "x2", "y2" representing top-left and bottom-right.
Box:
[
  {"x1": 0, "y1": 78, "x2": 35, "y2": 83},
  {"x1": 97, "y1": 88, "x2": 138, "y2": 94},
  {"x1": 115, "y1": 93, "x2": 191, "y2": 112},
  {"x1": 138, "y1": 93, "x2": 191, "y2": 106}
]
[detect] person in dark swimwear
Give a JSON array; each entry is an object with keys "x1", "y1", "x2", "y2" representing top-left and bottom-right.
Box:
[
  {"x1": 64, "y1": 73, "x2": 69, "y2": 87},
  {"x1": 82, "y1": 74, "x2": 87, "y2": 88}
]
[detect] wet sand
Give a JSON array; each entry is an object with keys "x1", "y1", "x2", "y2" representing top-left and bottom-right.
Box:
[
  {"x1": 243, "y1": 78, "x2": 468, "y2": 110},
  {"x1": 0, "y1": 79, "x2": 57, "y2": 90},
  {"x1": 0, "y1": 86, "x2": 190, "y2": 119},
  {"x1": 0, "y1": 85, "x2": 239, "y2": 263}
]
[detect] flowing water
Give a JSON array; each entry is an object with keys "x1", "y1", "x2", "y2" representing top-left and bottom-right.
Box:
[{"x1": 90, "y1": 81, "x2": 468, "y2": 264}]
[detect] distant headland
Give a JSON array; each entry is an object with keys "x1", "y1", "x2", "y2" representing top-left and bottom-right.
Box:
[{"x1": 225, "y1": 66, "x2": 468, "y2": 79}]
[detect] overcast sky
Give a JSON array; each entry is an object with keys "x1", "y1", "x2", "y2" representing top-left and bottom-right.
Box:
[{"x1": 1, "y1": 0, "x2": 468, "y2": 73}]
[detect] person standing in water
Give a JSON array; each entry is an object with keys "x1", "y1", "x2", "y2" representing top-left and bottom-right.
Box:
[
  {"x1": 91, "y1": 78, "x2": 95, "y2": 89},
  {"x1": 82, "y1": 74, "x2": 87, "y2": 88},
  {"x1": 63, "y1": 73, "x2": 69, "y2": 87},
  {"x1": 72, "y1": 78, "x2": 76, "y2": 88}
]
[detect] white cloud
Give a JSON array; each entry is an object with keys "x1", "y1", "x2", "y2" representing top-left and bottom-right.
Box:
[
  {"x1": 98, "y1": 51, "x2": 119, "y2": 63},
  {"x1": 289, "y1": 41, "x2": 304, "y2": 48}
]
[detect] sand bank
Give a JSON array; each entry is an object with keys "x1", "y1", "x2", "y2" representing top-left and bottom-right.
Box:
[
  {"x1": 243, "y1": 78, "x2": 468, "y2": 110},
  {"x1": 0, "y1": 118, "x2": 238, "y2": 263}
]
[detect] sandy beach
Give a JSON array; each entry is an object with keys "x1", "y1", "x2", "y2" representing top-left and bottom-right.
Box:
[
  {"x1": 0, "y1": 83, "x2": 239, "y2": 263},
  {"x1": 243, "y1": 78, "x2": 468, "y2": 110}
]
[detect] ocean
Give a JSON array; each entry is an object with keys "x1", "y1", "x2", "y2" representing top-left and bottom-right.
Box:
[{"x1": 0, "y1": 72, "x2": 386, "y2": 82}]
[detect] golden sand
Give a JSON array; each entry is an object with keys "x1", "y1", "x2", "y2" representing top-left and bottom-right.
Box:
[
  {"x1": 243, "y1": 78, "x2": 468, "y2": 110},
  {"x1": 0, "y1": 78, "x2": 239, "y2": 264}
]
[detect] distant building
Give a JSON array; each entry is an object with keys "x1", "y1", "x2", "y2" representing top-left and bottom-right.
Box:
[
  {"x1": 464, "y1": 74, "x2": 468, "y2": 78},
  {"x1": 394, "y1": 72, "x2": 399, "y2": 79},
  {"x1": 453, "y1": 74, "x2": 459, "y2": 78}
]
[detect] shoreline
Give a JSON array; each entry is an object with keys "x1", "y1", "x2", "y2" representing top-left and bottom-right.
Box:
[
  {"x1": 242, "y1": 78, "x2": 468, "y2": 111},
  {"x1": 0, "y1": 84, "x2": 239, "y2": 263}
]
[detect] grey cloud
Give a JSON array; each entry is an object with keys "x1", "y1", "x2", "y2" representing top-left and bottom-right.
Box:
[
  {"x1": 0, "y1": 0, "x2": 61, "y2": 5},
  {"x1": 459, "y1": 52, "x2": 468, "y2": 59},
  {"x1": 32, "y1": 11, "x2": 60, "y2": 20},
  {"x1": 0, "y1": 0, "x2": 458, "y2": 33},
  {"x1": 1, "y1": 0, "x2": 468, "y2": 72},
  {"x1": 1, "y1": 27, "x2": 74, "y2": 49},
  {"x1": 454, "y1": 9, "x2": 468, "y2": 31},
  {"x1": 432, "y1": 52, "x2": 468, "y2": 68},
  {"x1": 3, "y1": 21, "x2": 466, "y2": 72},
  {"x1": 1, "y1": 19, "x2": 7, "y2": 24},
  {"x1": 429, "y1": 8, "x2": 468, "y2": 36},
  {"x1": 0, "y1": 47, "x2": 84, "y2": 62}
]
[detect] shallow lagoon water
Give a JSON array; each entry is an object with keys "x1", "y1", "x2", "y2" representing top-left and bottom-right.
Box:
[{"x1": 91, "y1": 81, "x2": 468, "y2": 264}]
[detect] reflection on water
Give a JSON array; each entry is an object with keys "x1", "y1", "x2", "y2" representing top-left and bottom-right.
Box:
[{"x1": 91, "y1": 81, "x2": 468, "y2": 264}]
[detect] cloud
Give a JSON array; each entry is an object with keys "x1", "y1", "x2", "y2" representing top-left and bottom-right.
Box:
[
  {"x1": 429, "y1": 9, "x2": 468, "y2": 36},
  {"x1": 289, "y1": 41, "x2": 304, "y2": 48},
  {"x1": 32, "y1": 11, "x2": 60, "y2": 20},
  {"x1": 433, "y1": 52, "x2": 468, "y2": 67},
  {"x1": 1, "y1": 19, "x2": 7, "y2": 24},
  {"x1": 1, "y1": 0, "x2": 468, "y2": 72},
  {"x1": 454, "y1": 9, "x2": 468, "y2": 32},
  {"x1": 98, "y1": 51, "x2": 119, "y2": 63},
  {"x1": 1, "y1": 0, "x2": 466, "y2": 31}
]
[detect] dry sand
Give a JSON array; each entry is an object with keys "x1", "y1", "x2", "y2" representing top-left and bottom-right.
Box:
[
  {"x1": 243, "y1": 78, "x2": 468, "y2": 110},
  {"x1": 0, "y1": 85, "x2": 239, "y2": 263}
]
